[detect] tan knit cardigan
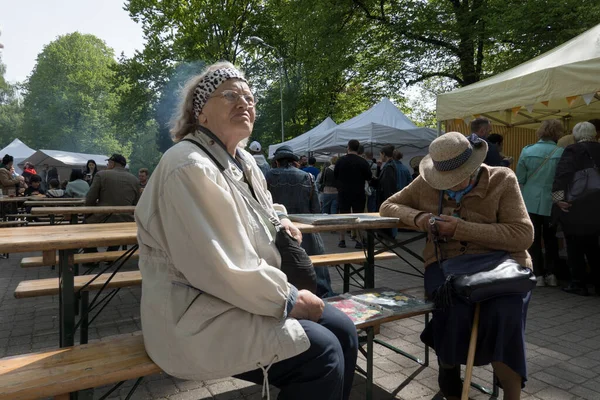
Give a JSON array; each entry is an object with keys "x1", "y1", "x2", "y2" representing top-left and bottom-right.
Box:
[{"x1": 380, "y1": 165, "x2": 534, "y2": 269}]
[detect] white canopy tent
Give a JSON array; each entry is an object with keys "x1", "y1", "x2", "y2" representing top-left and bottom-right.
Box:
[
  {"x1": 0, "y1": 139, "x2": 36, "y2": 174},
  {"x1": 19, "y1": 150, "x2": 110, "y2": 183},
  {"x1": 309, "y1": 98, "x2": 437, "y2": 171},
  {"x1": 437, "y1": 23, "x2": 600, "y2": 129},
  {"x1": 268, "y1": 117, "x2": 337, "y2": 159}
]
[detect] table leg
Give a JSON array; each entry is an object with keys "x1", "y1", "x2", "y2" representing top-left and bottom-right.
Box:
[
  {"x1": 59, "y1": 249, "x2": 76, "y2": 347},
  {"x1": 365, "y1": 232, "x2": 375, "y2": 289},
  {"x1": 70, "y1": 214, "x2": 78, "y2": 224}
]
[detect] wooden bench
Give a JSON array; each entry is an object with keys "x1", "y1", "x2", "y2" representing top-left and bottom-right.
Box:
[
  {"x1": 0, "y1": 333, "x2": 159, "y2": 400},
  {"x1": 16, "y1": 251, "x2": 396, "y2": 297},
  {"x1": 0, "y1": 221, "x2": 29, "y2": 228},
  {"x1": 0, "y1": 287, "x2": 433, "y2": 400},
  {"x1": 21, "y1": 250, "x2": 140, "y2": 268}
]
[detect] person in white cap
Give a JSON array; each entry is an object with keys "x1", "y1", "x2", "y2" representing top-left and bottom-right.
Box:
[{"x1": 248, "y1": 140, "x2": 270, "y2": 176}]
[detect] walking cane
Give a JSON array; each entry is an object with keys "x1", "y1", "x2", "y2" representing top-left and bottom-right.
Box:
[{"x1": 461, "y1": 303, "x2": 481, "y2": 400}]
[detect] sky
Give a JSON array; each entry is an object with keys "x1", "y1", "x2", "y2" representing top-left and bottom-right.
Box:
[{"x1": 0, "y1": 0, "x2": 146, "y2": 83}]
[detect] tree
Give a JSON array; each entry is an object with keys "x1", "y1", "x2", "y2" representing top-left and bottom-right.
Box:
[
  {"x1": 121, "y1": 0, "x2": 392, "y2": 149},
  {"x1": 128, "y1": 120, "x2": 162, "y2": 174},
  {"x1": 0, "y1": 57, "x2": 23, "y2": 148},
  {"x1": 351, "y1": 0, "x2": 600, "y2": 88},
  {"x1": 21, "y1": 32, "x2": 127, "y2": 155}
]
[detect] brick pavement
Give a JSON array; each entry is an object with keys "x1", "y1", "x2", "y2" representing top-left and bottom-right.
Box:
[{"x1": 0, "y1": 231, "x2": 599, "y2": 399}]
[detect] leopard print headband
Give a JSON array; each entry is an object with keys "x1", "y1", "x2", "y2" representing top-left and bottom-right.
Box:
[{"x1": 192, "y1": 68, "x2": 247, "y2": 119}]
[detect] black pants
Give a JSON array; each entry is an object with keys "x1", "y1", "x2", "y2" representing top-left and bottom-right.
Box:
[
  {"x1": 528, "y1": 213, "x2": 560, "y2": 277},
  {"x1": 337, "y1": 192, "x2": 365, "y2": 214},
  {"x1": 565, "y1": 233, "x2": 600, "y2": 287},
  {"x1": 235, "y1": 303, "x2": 358, "y2": 400}
]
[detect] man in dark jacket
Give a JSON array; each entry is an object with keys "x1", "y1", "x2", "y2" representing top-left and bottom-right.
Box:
[
  {"x1": 374, "y1": 145, "x2": 398, "y2": 240},
  {"x1": 334, "y1": 139, "x2": 372, "y2": 248},
  {"x1": 392, "y1": 149, "x2": 413, "y2": 192},
  {"x1": 84, "y1": 154, "x2": 140, "y2": 253},
  {"x1": 471, "y1": 118, "x2": 510, "y2": 167},
  {"x1": 266, "y1": 145, "x2": 335, "y2": 298},
  {"x1": 375, "y1": 145, "x2": 398, "y2": 209}
]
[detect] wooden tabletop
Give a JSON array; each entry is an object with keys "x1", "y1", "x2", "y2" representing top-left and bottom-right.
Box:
[
  {"x1": 0, "y1": 214, "x2": 401, "y2": 254},
  {"x1": 30, "y1": 206, "x2": 136, "y2": 216},
  {"x1": 0, "y1": 196, "x2": 43, "y2": 203},
  {"x1": 293, "y1": 213, "x2": 399, "y2": 233},
  {"x1": 0, "y1": 223, "x2": 138, "y2": 253},
  {"x1": 24, "y1": 200, "x2": 85, "y2": 207}
]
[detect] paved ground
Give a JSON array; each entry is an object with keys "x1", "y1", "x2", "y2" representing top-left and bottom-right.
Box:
[{"x1": 1, "y1": 230, "x2": 599, "y2": 399}]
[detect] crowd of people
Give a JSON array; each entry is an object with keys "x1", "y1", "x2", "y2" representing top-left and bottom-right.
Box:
[
  {"x1": 0, "y1": 154, "x2": 148, "y2": 226},
  {"x1": 0, "y1": 155, "x2": 148, "y2": 200}
]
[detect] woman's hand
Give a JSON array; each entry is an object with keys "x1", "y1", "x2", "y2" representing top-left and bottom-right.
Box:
[
  {"x1": 280, "y1": 218, "x2": 302, "y2": 244},
  {"x1": 434, "y1": 215, "x2": 460, "y2": 238},
  {"x1": 557, "y1": 201, "x2": 571, "y2": 213},
  {"x1": 415, "y1": 213, "x2": 431, "y2": 232},
  {"x1": 289, "y1": 289, "x2": 324, "y2": 322}
]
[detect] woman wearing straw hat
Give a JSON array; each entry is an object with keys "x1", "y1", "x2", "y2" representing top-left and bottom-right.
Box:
[{"x1": 381, "y1": 132, "x2": 534, "y2": 400}]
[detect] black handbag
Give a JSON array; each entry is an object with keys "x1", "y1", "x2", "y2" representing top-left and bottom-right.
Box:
[
  {"x1": 433, "y1": 191, "x2": 536, "y2": 306},
  {"x1": 565, "y1": 149, "x2": 600, "y2": 202},
  {"x1": 182, "y1": 138, "x2": 317, "y2": 294}
]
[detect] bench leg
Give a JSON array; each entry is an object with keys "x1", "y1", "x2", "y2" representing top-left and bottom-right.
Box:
[
  {"x1": 424, "y1": 313, "x2": 430, "y2": 367},
  {"x1": 365, "y1": 327, "x2": 374, "y2": 400},
  {"x1": 80, "y1": 291, "x2": 89, "y2": 344},
  {"x1": 365, "y1": 232, "x2": 375, "y2": 289},
  {"x1": 59, "y1": 249, "x2": 76, "y2": 347}
]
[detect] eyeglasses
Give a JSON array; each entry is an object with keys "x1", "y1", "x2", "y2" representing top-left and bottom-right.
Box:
[{"x1": 210, "y1": 90, "x2": 257, "y2": 107}]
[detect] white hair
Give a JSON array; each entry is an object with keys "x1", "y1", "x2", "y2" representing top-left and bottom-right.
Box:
[{"x1": 572, "y1": 121, "x2": 597, "y2": 142}]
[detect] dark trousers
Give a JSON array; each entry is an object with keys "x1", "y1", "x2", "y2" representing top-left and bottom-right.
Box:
[
  {"x1": 235, "y1": 303, "x2": 358, "y2": 400},
  {"x1": 565, "y1": 233, "x2": 600, "y2": 287},
  {"x1": 528, "y1": 213, "x2": 560, "y2": 277}
]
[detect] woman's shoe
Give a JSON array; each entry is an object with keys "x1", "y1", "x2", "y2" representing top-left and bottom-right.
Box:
[{"x1": 438, "y1": 363, "x2": 462, "y2": 399}]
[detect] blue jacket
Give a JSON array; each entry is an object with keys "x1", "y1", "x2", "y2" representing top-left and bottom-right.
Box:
[
  {"x1": 266, "y1": 166, "x2": 324, "y2": 255},
  {"x1": 516, "y1": 140, "x2": 564, "y2": 216},
  {"x1": 393, "y1": 160, "x2": 413, "y2": 191}
]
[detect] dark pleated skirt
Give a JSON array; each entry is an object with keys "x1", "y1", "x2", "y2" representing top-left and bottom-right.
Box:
[{"x1": 421, "y1": 263, "x2": 530, "y2": 384}]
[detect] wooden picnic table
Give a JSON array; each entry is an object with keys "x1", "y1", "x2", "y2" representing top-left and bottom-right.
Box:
[
  {"x1": 30, "y1": 206, "x2": 136, "y2": 224},
  {"x1": 24, "y1": 199, "x2": 85, "y2": 207},
  {"x1": 30, "y1": 206, "x2": 136, "y2": 216},
  {"x1": 0, "y1": 214, "x2": 408, "y2": 349}
]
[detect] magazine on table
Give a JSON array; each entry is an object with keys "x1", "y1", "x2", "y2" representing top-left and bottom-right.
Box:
[
  {"x1": 286, "y1": 214, "x2": 358, "y2": 225},
  {"x1": 327, "y1": 288, "x2": 432, "y2": 326},
  {"x1": 287, "y1": 213, "x2": 399, "y2": 226}
]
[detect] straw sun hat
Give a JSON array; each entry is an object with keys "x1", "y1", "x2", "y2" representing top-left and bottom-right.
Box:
[{"x1": 419, "y1": 132, "x2": 488, "y2": 190}]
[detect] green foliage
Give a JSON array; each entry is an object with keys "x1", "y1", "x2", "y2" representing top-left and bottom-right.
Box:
[
  {"x1": 351, "y1": 0, "x2": 600, "y2": 89},
  {"x1": 20, "y1": 32, "x2": 128, "y2": 156},
  {"x1": 128, "y1": 119, "x2": 162, "y2": 174},
  {"x1": 121, "y1": 0, "x2": 395, "y2": 150},
  {"x1": 0, "y1": 58, "x2": 24, "y2": 148}
]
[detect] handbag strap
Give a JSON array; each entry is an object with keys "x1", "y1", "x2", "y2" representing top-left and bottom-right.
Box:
[
  {"x1": 182, "y1": 138, "x2": 282, "y2": 229},
  {"x1": 528, "y1": 146, "x2": 560, "y2": 181}
]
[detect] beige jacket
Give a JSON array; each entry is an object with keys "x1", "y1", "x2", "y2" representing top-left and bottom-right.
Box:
[
  {"x1": 0, "y1": 167, "x2": 20, "y2": 191},
  {"x1": 380, "y1": 165, "x2": 534, "y2": 269},
  {"x1": 134, "y1": 131, "x2": 309, "y2": 381}
]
